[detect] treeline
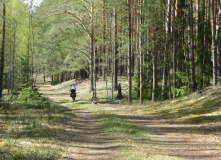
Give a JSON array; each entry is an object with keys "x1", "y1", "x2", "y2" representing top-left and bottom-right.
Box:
[{"x1": 0, "y1": 0, "x2": 220, "y2": 103}]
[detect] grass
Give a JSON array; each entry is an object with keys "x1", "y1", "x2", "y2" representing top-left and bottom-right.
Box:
[
  {"x1": 135, "y1": 86, "x2": 221, "y2": 126},
  {"x1": 0, "y1": 97, "x2": 76, "y2": 160},
  {"x1": 98, "y1": 111, "x2": 155, "y2": 159},
  {"x1": 99, "y1": 111, "x2": 146, "y2": 136},
  {"x1": 97, "y1": 111, "x2": 183, "y2": 159}
]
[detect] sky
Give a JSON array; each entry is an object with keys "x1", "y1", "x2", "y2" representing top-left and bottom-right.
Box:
[{"x1": 25, "y1": 0, "x2": 43, "y2": 7}]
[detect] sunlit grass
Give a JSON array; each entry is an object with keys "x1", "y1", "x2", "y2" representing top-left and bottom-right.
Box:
[
  {"x1": 99, "y1": 112, "x2": 146, "y2": 136},
  {"x1": 98, "y1": 111, "x2": 155, "y2": 159},
  {"x1": 0, "y1": 98, "x2": 76, "y2": 159},
  {"x1": 138, "y1": 86, "x2": 221, "y2": 125}
]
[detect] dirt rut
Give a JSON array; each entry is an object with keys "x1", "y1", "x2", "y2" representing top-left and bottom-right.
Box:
[{"x1": 38, "y1": 84, "x2": 117, "y2": 160}]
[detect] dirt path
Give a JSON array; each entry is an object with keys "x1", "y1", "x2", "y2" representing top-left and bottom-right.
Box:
[
  {"x1": 38, "y1": 84, "x2": 221, "y2": 160},
  {"x1": 101, "y1": 105, "x2": 221, "y2": 160},
  {"x1": 38, "y1": 84, "x2": 118, "y2": 160}
]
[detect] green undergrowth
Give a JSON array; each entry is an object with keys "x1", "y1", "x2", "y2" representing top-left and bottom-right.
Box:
[
  {"x1": 99, "y1": 111, "x2": 146, "y2": 136},
  {"x1": 0, "y1": 94, "x2": 75, "y2": 159},
  {"x1": 140, "y1": 86, "x2": 221, "y2": 125},
  {"x1": 98, "y1": 111, "x2": 154, "y2": 159}
]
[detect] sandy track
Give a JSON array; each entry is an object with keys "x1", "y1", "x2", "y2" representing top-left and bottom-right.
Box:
[
  {"x1": 38, "y1": 84, "x2": 221, "y2": 160},
  {"x1": 38, "y1": 84, "x2": 117, "y2": 160}
]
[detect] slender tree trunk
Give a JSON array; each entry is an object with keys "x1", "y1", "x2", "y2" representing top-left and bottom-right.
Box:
[
  {"x1": 172, "y1": 0, "x2": 176, "y2": 98},
  {"x1": 93, "y1": 43, "x2": 97, "y2": 102},
  {"x1": 90, "y1": 2, "x2": 94, "y2": 93},
  {"x1": 152, "y1": 7, "x2": 158, "y2": 102},
  {"x1": 163, "y1": 0, "x2": 172, "y2": 100},
  {"x1": 218, "y1": 1, "x2": 221, "y2": 76},
  {"x1": 211, "y1": 0, "x2": 217, "y2": 85},
  {"x1": 162, "y1": 0, "x2": 167, "y2": 99},
  {"x1": 127, "y1": 0, "x2": 132, "y2": 103},
  {"x1": 102, "y1": 0, "x2": 106, "y2": 81},
  {"x1": 12, "y1": 28, "x2": 16, "y2": 94},
  {"x1": 189, "y1": 0, "x2": 196, "y2": 92},
  {"x1": 139, "y1": 0, "x2": 143, "y2": 103},
  {"x1": 31, "y1": 12, "x2": 35, "y2": 80},
  {"x1": 113, "y1": 9, "x2": 118, "y2": 91},
  {"x1": 152, "y1": 44, "x2": 157, "y2": 102},
  {"x1": 196, "y1": 0, "x2": 200, "y2": 36},
  {"x1": 0, "y1": 1, "x2": 6, "y2": 99}
]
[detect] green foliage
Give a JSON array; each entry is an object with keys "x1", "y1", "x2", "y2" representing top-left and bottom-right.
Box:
[
  {"x1": 51, "y1": 79, "x2": 60, "y2": 86},
  {"x1": 0, "y1": 95, "x2": 75, "y2": 160},
  {"x1": 17, "y1": 86, "x2": 41, "y2": 101},
  {"x1": 0, "y1": 144, "x2": 58, "y2": 160},
  {"x1": 132, "y1": 71, "x2": 152, "y2": 101},
  {"x1": 172, "y1": 86, "x2": 190, "y2": 97}
]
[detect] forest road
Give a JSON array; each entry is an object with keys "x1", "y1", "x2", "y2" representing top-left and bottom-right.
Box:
[
  {"x1": 38, "y1": 84, "x2": 118, "y2": 160},
  {"x1": 38, "y1": 84, "x2": 221, "y2": 160}
]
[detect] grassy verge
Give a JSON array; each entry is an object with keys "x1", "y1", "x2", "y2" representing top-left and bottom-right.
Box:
[
  {"x1": 99, "y1": 111, "x2": 151, "y2": 159},
  {"x1": 0, "y1": 98, "x2": 75, "y2": 159},
  {"x1": 126, "y1": 86, "x2": 221, "y2": 129}
]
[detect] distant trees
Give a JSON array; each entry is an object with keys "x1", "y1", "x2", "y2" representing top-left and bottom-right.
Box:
[{"x1": 0, "y1": 0, "x2": 221, "y2": 102}]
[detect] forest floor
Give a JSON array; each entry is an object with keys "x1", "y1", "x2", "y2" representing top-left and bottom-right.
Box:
[{"x1": 37, "y1": 78, "x2": 221, "y2": 160}]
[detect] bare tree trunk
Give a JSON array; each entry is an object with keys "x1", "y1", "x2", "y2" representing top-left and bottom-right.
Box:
[
  {"x1": 12, "y1": 27, "x2": 16, "y2": 94},
  {"x1": 102, "y1": 0, "x2": 106, "y2": 81},
  {"x1": 189, "y1": 0, "x2": 196, "y2": 92},
  {"x1": 90, "y1": 2, "x2": 94, "y2": 93},
  {"x1": 163, "y1": 0, "x2": 172, "y2": 100},
  {"x1": 139, "y1": 0, "x2": 143, "y2": 103},
  {"x1": 127, "y1": 0, "x2": 132, "y2": 103},
  {"x1": 172, "y1": 0, "x2": 176, "y2": 98},
  {"x1": 218, "y1": 1, "x2": 221, "y2": 76},
  {"x1": 152, "y1": 6, "x2": 158, "y2": 102},
  {"x1": 113, "y1": 9, "x2": 118, "y2": 91},
  {"x1": 211, "y1": 0, "x2": 217, "y2": 85},
  {"x1": 152, "y1": 44, "x2": 157, "y2": 102},
  {"x1": 196, "y1": 0, "x2": 200, "y2": 36},
  {"x1": 0, "y1": 1, "x2": 6, "y2": 99}
]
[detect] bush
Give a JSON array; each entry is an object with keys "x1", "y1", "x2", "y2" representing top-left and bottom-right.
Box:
[
  {"x1": 17, "y1": 86, "x2": 41, "y2": 102},
  {"x1": 51, "y1": 79, "x2": 60, "y2": 86}
]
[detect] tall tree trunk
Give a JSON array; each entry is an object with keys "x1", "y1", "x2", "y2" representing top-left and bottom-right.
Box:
[
  {"x1": 172, "y1": 0, "x2": 176, "y2": 98},
  {"x1": 189, "y1": 0, "x2": 196, "y2": 92},
  {"x1": 152, "y1": 7, "x2": 157, "y2": 102},
  {"x1": 93, "y1": 43, "x2": 97, "y2": 102},
  {"x1": 127, "y1": 0, "x2": 132, "y2": 103},
  {"x1": 139, "y1": 0, "x2": 143, "y2": 103},
  {"x1": 211, "y1": 0, "x2": 217, "y2": 85},
  {"x1": 196, "y1": 0, "x2": 200, "y2": 36},
  {"x1": 163, "y1": 0, "x2": 172, "y2": 100},
  {"x1": 12, "y1": 27, "x2": 16, "y2": 94},
  {"x1": 102, "y1": 0, "x2": 106, "y2": 81},
  {"x1": 90, "y1": 2, "x2": 94, "y2": 93},
  {"x1": 218, "y1": 1, "x2": 221, "y2": 76},
  {"x1": 0, "y1": 1, "x2": 6, "y2": 99},
  {"x1": 113, "y1": 8, "x2": 118, "y2": 91},
  {"x1": 152, "y1": 43, "x2": 157, "y2": 102}
]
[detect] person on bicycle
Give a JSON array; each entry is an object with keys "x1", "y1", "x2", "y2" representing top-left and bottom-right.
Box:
[
  {"x1": 70, "y1": 84, "x2": 76, "y2": 92},
  {"x1": 70, "y1": 84, "x2": 76, "y2": 100}
]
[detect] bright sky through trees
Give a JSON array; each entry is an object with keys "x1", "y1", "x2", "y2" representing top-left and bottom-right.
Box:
[{"x1": 25, "y1": 0, "x2": 43, "y2": 7}]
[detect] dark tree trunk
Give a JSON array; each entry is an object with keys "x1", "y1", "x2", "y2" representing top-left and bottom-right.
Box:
[
  {"x1": 102, "y1": 0, "x2": 106, "y2": 81},
  {"x1": 219, "y1": 1, "x2": 221, "y2": 76},
  {"x1": 139, "y1": 0, "x2": 144, "y2": 103},
  {"x1": 127, "y1": 0, "x2": 132, "y2": 103},
  {"x1": 113, "y1": 9, "x2": 118, "y2": 91},
  {"x1": 0, "y1": 1, "x2": 6, "y2": 99},
  {"x1": 172, "y1": 0, "x2": 176, "y2": 98},
  {"x1": 189, "y1": 0, "x2": 196, "y2": 92},
  {"x1": 211, "y1": 0, "x2": 217, "y2": 85}
]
